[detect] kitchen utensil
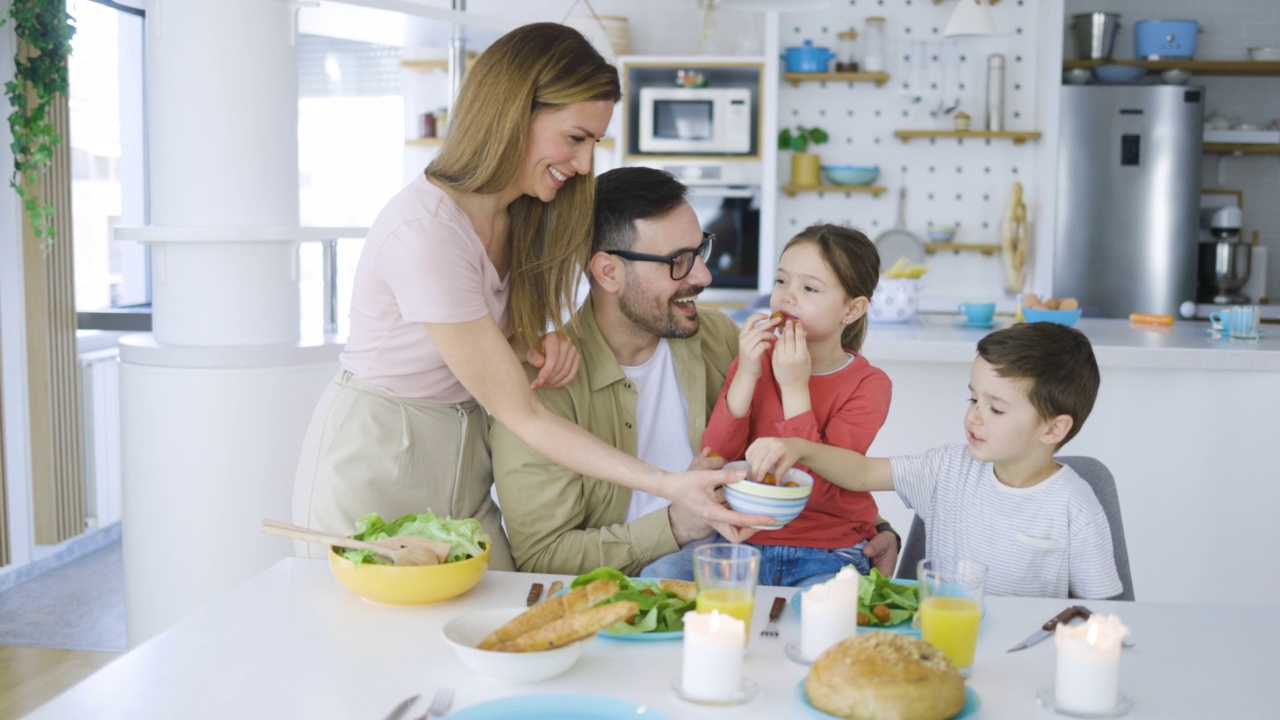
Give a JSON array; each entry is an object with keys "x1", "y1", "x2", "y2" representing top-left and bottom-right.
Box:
[
  {"x1": 1063, "y1": 67, "x2": 1092, "y2": 85},
  {"x1": 383, "y1": 694, "x2": 420, "y2": 720},
  {"x1": 328, "y1": 542, "x2": 491, "y2": 605},
  {"x1": 759, "y1": 597, "x2": 786, "y2": 638},
  {"x1": 526, "y1": 582, "x2": 545, "y2": 606},
  {"x1": 260, "y1": 519, "x2": 449, "y2": 566},
  {"x1": 442, "y1": 608, "x2": 595, "y2": 682},
  {"x1": 874, "y1": 187, "x2": 925, "y2": 272},
  {"x1": 1161, "y1": 68, "x2": 1192, "y2": 84},
  {"x1": 1092, "y1": 64, "x2": 1146, "y2": 84},
  {"x1": 1000, "y1": 182, "x2": 1027, "y2": 293},
  {"x1": 1070, "y1": 12, "x2": 1120, "y2": 60},
  {"x1": 411, "y1": 687, "x2": 454, "y2": 720},
  {"x1": 781, "y1": 40, "x2": 835, "y2": 73},
  {"x1": 1199, "y1": 241, "x2": 1251, "y2": 304},
  {"x1": 723, "y1": 461, "x2": 814, "y2": 530},
  {"x1": 822, "y1": 165, "x2": 879, "y2": 186},
  {"x1": 927, "y1": 226, "x2": 956, "y2": 243},
  {"x1": 1008, "y1": 605, "x2": 1137, "y2": 652},
  {"x1": 1135, "y1": 19, "x2": 1199, "y2": 59},
  {"x1": 958, "y1": 302, "x2": 995, "y2": 325},
  {"x1": 985, "y1": 54, "x2": 1005, "y2": 131},
  {"x1": 547, "y1": 580, "x2": 564, "y2": 598},
  {"x1": 1248, "y1": 47, "x2": 1280, "y2": 61}
]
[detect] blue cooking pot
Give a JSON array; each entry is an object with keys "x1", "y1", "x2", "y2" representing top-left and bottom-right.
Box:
[
  {"x1": 1135, "y1": 20, "x2": 1199, "y2": 59},
  {"x1": 782, "y1": 40, "x2": 836, "y2": 73}
]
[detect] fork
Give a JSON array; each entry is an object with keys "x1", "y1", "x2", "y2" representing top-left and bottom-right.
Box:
[
  {"x1": 411, "y1": 688, "x2": 454, "y2": 719},
  {"x1": 759, "y1": 596, "x2": 786, "y2": 637}
]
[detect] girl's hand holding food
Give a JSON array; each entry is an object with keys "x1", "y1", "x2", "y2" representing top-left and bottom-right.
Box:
[
  {"x1": 736, "y1": 311, "x2": 780, "y2": 380},
  {"x1": 771, "y1": 318, "x2": 811, "y2": 390},
  {"x1": 744, "y1": 436, "x2": 805, "y2": 483},
  {"x1": 525, "y1": 330, "x2": 582, "y2": 390}
]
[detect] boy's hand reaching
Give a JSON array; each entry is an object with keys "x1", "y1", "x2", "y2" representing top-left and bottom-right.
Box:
[{"x1": 744, "y1": 436, "x2": 806, "y2": 482}]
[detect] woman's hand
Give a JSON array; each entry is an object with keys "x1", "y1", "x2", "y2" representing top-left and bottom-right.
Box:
[
  {"x1": 744, "y1": 436, "x2": 804, "y2": 482},
  {"x1": 771, "y1": 319, "x2": 811, "y2": 390},
  {"x1": 735, "y1": 311, "x2": 780, "y2": 381},
  {"x1": 524, "y1": 330, "x2": 582, "y2": 390},
  {"x1": 661, "y1": 467, "x2": 773, "y2": 541}
]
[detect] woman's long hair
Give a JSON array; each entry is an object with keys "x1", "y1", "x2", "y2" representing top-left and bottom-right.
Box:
[
  {"x1": 784, "y1": 225, "x2": 880, "y2": 352},
  {"x1": 428, "y1": 23, "x2": 621, "y2": 350}
]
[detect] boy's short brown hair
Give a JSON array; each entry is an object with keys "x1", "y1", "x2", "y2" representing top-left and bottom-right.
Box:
[{"x1": 976, "y1": 323, "x2": 1100, "y2": 447}]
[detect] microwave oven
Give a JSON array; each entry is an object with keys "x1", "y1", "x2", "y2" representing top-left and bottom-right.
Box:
[{"x1": 636, "y1": 86, "x2": 754, "y2": 155}]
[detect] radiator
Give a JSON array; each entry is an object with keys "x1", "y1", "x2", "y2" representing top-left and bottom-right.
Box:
[{"x1": 79, "y1": 348, "x2": 122, "y2": 528}]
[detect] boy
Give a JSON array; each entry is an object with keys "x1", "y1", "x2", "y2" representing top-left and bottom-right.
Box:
[{"x1": 745, "y1": 322, "x2": 1123, "y2": 599}]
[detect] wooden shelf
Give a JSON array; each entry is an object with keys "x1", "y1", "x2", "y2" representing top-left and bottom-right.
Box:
[
  {"x1": 894, "y1": 130, "x2": 1042, "y2": 145},
  {"x1": 783, "y1": 71, "x2": 891, "y2": 87},
  {"x1": 402, "y1": 53, "x2": 479, "y2": 73},
  {"x1": 781, "y1": 184, "x2": 888, "y2": 197},
  {"x1": 924, "y1": 243, "x2": 1000, "y2": 256},
  {"x1": 1062, "y1": 59, "x2": 1280, "y2": 76},
  {"x1": 1203, "y1": 143, "x2": 1280, "y2": 155}
]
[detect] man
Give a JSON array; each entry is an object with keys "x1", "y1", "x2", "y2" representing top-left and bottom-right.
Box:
[{"x1": 490, "y1": 167, "x2": 900, "y2": 576}]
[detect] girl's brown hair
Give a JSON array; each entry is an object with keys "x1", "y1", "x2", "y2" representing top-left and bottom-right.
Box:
[
  {"x1": 784, "y1": 224, "x2": 880, "y2": 352},
  {"x1": 427, "y1": 23, "x2": 621, "y2": 350}
]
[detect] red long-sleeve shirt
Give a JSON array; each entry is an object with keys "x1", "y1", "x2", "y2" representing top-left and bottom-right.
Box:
[{"x1": 702, "y1": 349, "x2": 892, "y2": 548}]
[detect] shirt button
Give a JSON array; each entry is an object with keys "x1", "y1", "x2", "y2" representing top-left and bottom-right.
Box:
[
  {"x1": 625, "y1": 422, "x2": 633, "y2": 429},
  {"x1": 624, "y1": 382, "x2": 632, "y2": 389}
]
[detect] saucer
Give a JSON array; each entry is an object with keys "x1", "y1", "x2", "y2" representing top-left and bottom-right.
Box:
[
  {"x1": 956, "y1": 318, "x2": 996, "y2": 329},
  {"x1": 784, "y1": 639, "x2": 812, "y2": 665},
  {"x1": 671, "y1": 676, "x2": 760, "y2": 706},
  {"x1": 1207, "y1": 328, "x2": 1263, "y2": 339},
  {"x1": 1036, "y1": 686, "x2": 1134, "y2": 718}
]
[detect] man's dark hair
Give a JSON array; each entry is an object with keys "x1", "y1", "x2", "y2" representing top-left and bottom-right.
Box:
[
  {"x1": 593, "y1": 167, "x2": 689, "y2": 254},
  {"x1": 976, "y1": 322, "x2": 1101, "y2": 448}
]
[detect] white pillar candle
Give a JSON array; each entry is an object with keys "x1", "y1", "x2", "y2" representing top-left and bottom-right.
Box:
[
  {"x1": 1054, "y1": 614, "x2": 1130, "y2": 714},
  {"x1": 801, "y1": 567, "x2": 861, "y2": 661},
  {"x1": 681, "y1": 610, "x2": 745, "y2": 702}
]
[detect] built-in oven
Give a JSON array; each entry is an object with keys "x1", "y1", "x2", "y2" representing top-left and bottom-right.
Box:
[
  {"x1": 688, "y1": 184, "x2": 761, "y2": 290},
  {"x1": 637, "y1": 86, "x2": 753, "y2": 156}
]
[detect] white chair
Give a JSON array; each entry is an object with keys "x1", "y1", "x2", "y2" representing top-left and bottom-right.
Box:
[{"x1": 893, "y1": 455, "x2": 1134, "y2": 601}]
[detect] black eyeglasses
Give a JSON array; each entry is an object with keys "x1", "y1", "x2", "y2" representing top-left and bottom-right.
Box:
[{"x1": 604, "y1": 232, "x2": 714, "y2": 281}]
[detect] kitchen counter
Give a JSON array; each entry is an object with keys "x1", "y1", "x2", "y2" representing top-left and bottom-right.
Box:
[{"x1": 863, "y1": 315, "x2": 1280, "y2": 371}]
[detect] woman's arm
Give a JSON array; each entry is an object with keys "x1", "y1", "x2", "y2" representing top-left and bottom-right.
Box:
[
  {"x1": 745, "y1": 436, "x2": 895, "y2": 492},
  {"x1": 427, "y1": 316, "x2": 772, "y2": 529}
]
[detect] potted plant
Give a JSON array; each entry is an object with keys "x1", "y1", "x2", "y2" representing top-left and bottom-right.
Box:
[{"x1": 778, "y1": 125, "x2": 829, "y2": 187}]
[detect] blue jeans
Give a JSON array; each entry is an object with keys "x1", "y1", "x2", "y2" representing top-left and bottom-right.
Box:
[{"x1": 640, "y1": 536, "x2": 870, "y2": 587}]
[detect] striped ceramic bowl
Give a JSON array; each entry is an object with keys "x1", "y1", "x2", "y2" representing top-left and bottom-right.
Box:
[{"x1": 722, "y1": 461, "x2": 814, "y2": 530}]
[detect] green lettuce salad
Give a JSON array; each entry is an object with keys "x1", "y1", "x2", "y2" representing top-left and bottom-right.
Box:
[
  {"x1": 344, "y1": 511, "x2": 489, "y2": 566},
  {"x1": 858, "y1": 568, "x2": 920, "y2": 626},
  {"x1": 571, "y1": 567, "x2": 694, "y2": 635}
]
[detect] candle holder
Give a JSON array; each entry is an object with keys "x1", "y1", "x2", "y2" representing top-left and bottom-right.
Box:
[
  {"x1": 1036, "y1": 686, "x2": 1133, "y2": 718},
  {"x1": 671, "y1": 676, "x2": 760, "y2": 706},
  {"x1": 783, "y1": 639, "x2": 811, "y2": 665}
]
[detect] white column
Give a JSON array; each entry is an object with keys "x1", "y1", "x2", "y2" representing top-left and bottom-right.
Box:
[{"x1": 120, "y1": 0, "x2": 341, "y2": 646}]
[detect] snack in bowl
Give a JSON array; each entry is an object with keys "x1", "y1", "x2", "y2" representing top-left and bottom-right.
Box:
[
  {"x1": 722, "y1": 460, "x2": 814, "y2": 530},
  {"x1": 326, "y1": 511, "x2": 491, "y2": 605},
  {"x1": 443, "y1": 607, "x2": 604, "y2": 683},
  {"x1": 479, "y1": 578, "x2": 621, "y2": 649},
  {"x1": 806, "y1": 632, "x2": 966, "y2": 720}
]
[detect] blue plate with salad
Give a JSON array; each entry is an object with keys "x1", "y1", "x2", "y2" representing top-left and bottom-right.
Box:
[{"x1": 558, "y1": 568, "x2": 693, "y2": 641}]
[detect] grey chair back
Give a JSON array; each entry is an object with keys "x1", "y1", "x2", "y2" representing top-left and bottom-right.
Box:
[{"x1": 893, "y1": 455, "x2": 1134, "y2": 600}]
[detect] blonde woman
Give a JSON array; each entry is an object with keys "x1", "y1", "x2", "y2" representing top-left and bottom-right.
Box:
[{"x1": 293, "y1": 23, "x2": 767, "y2": 569}]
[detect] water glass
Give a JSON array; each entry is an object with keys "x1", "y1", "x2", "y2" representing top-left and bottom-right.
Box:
[
  {"x1": 918, "y1": 557, "x2": 988, "y2": 676},
  {"x1": 1228, "y1": 305, "x2": 1260, "y2": 340},
  {"x1": 693, "y1": 544, "x2": 760, "y2": 641}
]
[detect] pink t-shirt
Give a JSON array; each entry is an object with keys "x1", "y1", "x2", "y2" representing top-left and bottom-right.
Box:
[{"x1": 340, "y1": 174, "x2": 510, "y2": 402}]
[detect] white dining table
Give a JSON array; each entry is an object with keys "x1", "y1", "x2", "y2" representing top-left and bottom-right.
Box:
[{"x1": 26, "y1": 559, "x2": 1271, "y2": 719}]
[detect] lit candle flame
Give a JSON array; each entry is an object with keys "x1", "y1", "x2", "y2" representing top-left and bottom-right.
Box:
[
  {"x1": 1087, "y1": 620, "x2": 1099, "y2": 645},
  {"x1": 709, "y1": 609, "x2": 721, "y2": 633}
]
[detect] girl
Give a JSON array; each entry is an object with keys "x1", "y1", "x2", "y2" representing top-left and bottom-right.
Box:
[{"x1": 702, "y1": 224, "x2": 892, "y2": 586}]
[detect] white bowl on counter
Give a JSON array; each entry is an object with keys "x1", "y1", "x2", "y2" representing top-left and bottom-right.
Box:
[
  {"x1": 870, "y1": 278, "x2": 920, "y2": 323},
  {"x1": 1247, "y1": 47, "x2": 1280, "y2": 61}
]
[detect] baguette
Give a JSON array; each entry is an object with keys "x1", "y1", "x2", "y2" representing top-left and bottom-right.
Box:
[
  {"x1": 495, "y1": 600, "x2": 640, "y2": 652},
  {"x1": 477, "y1": 579, "x2": 619, "y2": 650},
  {"x1": 659, "y1": 579, "x2": 697, "y2": 602}
]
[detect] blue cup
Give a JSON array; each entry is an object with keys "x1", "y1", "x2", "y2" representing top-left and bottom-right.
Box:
[
  {"x1": 958, "y1": 302, "x2": 996, "y2": 325},
  {"x1": 1209, "y1": 309, "x2": 1232, "y2": 334}
]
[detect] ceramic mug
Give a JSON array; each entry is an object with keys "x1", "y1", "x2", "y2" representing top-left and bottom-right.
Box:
[
  {"x1": 958, "y1": 302, "x2": 996, "y2": 325},
  {"x1": 1208, "y1": 309, "x2": 1232, "y2": 333}
]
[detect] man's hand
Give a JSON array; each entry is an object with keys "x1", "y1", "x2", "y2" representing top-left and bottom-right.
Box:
[
  {"x1": 524, "y1": 330, "x2": 582, "y2": 390},
  {"x1": 863, "y1": 527, "x2": 900, "y2": 576}
]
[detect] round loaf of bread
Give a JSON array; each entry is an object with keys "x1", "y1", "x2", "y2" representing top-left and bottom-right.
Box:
[{"x1": 805, "y1": 631, "x2": 966, "y2": 720}]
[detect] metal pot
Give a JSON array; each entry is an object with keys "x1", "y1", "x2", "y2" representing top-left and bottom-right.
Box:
[
  {"x1": 1070, "y1": 13, "x2": 1120, "y2": 60},
  {"x1": 781, "y1": 40, "x2": 836, "y2": 73}
]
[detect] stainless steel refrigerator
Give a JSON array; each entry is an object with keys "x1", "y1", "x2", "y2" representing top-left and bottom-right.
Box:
[{"x1": 1054, "y1": 85, "x2": 1204, "y2": 318}]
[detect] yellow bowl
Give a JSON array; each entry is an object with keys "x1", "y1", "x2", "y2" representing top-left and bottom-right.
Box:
[{"x1": 327, "y1": 542, "x2": 490, "y2": 605}]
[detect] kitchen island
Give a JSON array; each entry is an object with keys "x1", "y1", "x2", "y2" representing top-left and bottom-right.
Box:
[{"x1": 858, "y1": 316, "x2": 1280, "y2": 607}]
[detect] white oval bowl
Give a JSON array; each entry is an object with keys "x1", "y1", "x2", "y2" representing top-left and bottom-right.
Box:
[{"x1": 442, "y1": 607, "x2": 593, "y2": 683}]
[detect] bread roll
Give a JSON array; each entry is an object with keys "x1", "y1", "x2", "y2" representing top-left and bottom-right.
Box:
[
  {"x1": 495, "y1": 601, "x2": 640, "y2": 652},
  {"x1": 805, "y1": 632, "x2": 965, "y2": 720},
  {"x1": 659, "y1": 579, "x2": 696, "y2": 602},
  {"x1": 478, "y1": 579, "x2": 619, "y2": 649}
]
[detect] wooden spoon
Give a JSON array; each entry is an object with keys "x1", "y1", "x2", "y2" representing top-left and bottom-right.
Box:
[{"x1": 260, "y1": 519, "x2": 449, "y2": 566}]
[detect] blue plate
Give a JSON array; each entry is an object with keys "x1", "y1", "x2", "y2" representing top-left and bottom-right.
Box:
[
  {"x1": 451, "y1": 693, "x2": 670, "y2": 719},
  {"x1": 552, "y1": 581, "x2": 685, "y2": 641},
  {"x1": 791, "y1": 578, "x2": 922, "y2": 637},
  {"x1": 797, "y1": 680, "x2": 980, "y2": 720}
]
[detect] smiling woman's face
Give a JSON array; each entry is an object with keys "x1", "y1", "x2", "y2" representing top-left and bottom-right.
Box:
[{"x1": 517, "y1": 100, "x2": 614, "y2": 203}]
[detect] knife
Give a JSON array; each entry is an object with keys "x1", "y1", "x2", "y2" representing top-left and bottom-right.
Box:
[
  {"x1": 1007, "y1": 605, "x2": 1092, "y2": 652},
  {"x1": 380, "y1": 693, "x2": 419, "y2": 720},
  {"x1": 526, "y1": 582, "x2": 544, "y2": 606}
]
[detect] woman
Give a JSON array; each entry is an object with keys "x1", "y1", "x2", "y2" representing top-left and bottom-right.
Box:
[{"x1": 293, "y1": 23, "x2": 767, "y2": 570}]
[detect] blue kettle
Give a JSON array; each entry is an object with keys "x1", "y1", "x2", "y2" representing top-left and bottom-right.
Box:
[{"x1": 782, "y1": 40, "x2": 836, "y2": 73}]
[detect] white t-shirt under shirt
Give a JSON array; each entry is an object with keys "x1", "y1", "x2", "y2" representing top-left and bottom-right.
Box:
[
  {"x1": 340, "y1": 174, "x2": 510, "y2": 402},
  {"x1": 890, "y1": 444, "x2": 1123, "y2": 599},
  {"x1": 620, "y1": 339, "x2": 690, "y2": 522}
]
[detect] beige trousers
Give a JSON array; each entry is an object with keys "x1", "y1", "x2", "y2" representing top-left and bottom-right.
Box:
[{"x1": 292, "y1": 370, "x2": 515, "y2": 570}]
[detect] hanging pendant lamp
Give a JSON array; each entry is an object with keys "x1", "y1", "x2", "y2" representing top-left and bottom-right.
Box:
[{"x1": 940, "y1": 0, "x2": 997, "y2": 38}]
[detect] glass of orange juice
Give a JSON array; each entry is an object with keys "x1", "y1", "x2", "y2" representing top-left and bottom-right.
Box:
[
  {"x1": 918, "y1": 558, "x2": 988, "y2": 676},
  {"x1": 693, "y1": 544, "x2": 760, "y2": 645}
]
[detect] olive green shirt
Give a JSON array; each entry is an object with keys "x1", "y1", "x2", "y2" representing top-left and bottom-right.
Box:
[{"x1": 490, "y1": 297, "x2": 739, "y2": 575}]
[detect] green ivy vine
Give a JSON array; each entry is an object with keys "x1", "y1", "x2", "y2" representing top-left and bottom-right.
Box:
[{"x1": 4, "y1": 0, "x2": 76, "y2": 245}]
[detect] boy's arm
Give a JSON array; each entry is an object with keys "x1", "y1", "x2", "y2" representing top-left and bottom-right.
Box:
[{"x1": 745, "y1": 436, "x2": 895, "y2": 491}]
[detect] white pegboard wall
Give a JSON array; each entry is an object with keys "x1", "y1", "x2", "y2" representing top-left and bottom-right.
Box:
[{"x1": 775, "y1": 0, "x2": 1046, "y2": 303}]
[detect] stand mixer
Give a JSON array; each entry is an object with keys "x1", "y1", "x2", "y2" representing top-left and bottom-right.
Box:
[{"x1": 1197, "y1": 206, "x2": 1252, "y2": 304}]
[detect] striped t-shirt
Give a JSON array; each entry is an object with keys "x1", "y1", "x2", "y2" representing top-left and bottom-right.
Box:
[{"x1": 890, "y1": 444, "x2": 1123, "y2": 599}]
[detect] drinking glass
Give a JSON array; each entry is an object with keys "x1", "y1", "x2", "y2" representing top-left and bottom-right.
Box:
[
  {"x1": 1228, "y1": 305, "x2": 1260, "y2": 340},
  {"x1": 693, "y1": 544, "x2": 760, "y2": 642},
  {"x1": 917, "y1": 557, "x2": 988, "y2": 676}
]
